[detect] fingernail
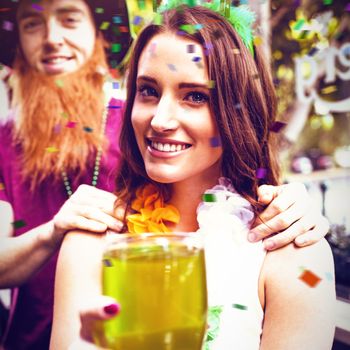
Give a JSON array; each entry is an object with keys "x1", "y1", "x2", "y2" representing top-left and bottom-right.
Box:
[
  {"x1": 296, "y1": 237, "x2": 306, "y2": 245},
  {"x1": 264, "y1": 240, "x2": 275, "y2": 250},
  {"x1": 248, "y1": 233, "x2": 257, "y2": 242},
  {"x1": 104, "y1": 303, "x2": 120, "y2": 315}
]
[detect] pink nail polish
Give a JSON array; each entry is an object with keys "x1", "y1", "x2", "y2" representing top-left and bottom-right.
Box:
[
  {"x1": 248, "y1": 233, "x2": 256, "y2": 242},
  {"x1": 104, "y1": 303, "x2": 120, "y2": 315},
  {"x1": 264, "y1": 240, "x2": 275, "y2": 250}
]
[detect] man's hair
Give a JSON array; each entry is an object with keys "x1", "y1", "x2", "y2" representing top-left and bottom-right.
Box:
[{"x1": 115, "y1": 5, "x2": 280, "y2": 212}]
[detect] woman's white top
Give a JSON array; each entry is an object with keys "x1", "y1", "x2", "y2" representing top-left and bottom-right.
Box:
[{"x1": 197, "y1": 178, "x2": 266, "y2": 350}]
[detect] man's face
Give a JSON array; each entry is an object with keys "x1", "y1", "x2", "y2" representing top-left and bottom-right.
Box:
[{"x1": 17, "y1": 0, "x2": 96, "y2": 75}]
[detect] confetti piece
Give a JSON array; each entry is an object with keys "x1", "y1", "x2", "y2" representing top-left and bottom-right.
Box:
[
  {"x1": 149, "y1": 42, "x2": 157, "y2": 55},
  {"x1": 232, "y1": 48, "x2": 241, "y2": 55},
  {"x1": 66, "y1": 121, "x2": 77, "y2": 128},
  {"x1": 167, "y1": 63, "x2": 176, "y2": 72},
  {"x1": 293, "y1": 19, "x2": 305, "y2": 31},
  {"x1": 153, "y1": 13, "x2": 163, "y2": 25},
  {"x1": 176, "y1": 30, "x2": 186, "y2": 36},
  {"x1": 45, "y1": 147, "x2": 59, "y2": 153},
  {"x1": 187, "y1": 44, "x2": 195, "y2": 53},
  {"x1": 119, "y1": 26, "x2": 129, "y2": 33},
  {"x1": 202, "y1": 193, "x2": 218, "y2": 202},
  {"x1": 299, "y1": 269, "x2": 321, "y2": 288},
  {"x1": 210, "y1": 137, "x2": 221, "y2": 147},
  {"x1": 0, "y1": 183, "x2": 4, "y2": 190},
  {"x1": 95, "y1": 7, "x2": 104, "y2": 14},
  {"x1": 107, "y1": 105, "x2": 121, "y2": 109},
  {"x1": 321, "y1": 85, "x2": 337, "y2": 94},
  {"x1": 308, "y1": 47, "x2": 319, "y2": 56},
  {"x1": 113, "y1": 16, "x2": 122, "y2": 24},
  {"x1": 270, "y1": 121, "x2": 287, "y2": 133},
  {"x1": 2, "y1": 20, "x2": 14, "y2": 31},
  {"x1": 325, "y1": 272, "x2": 334, "y2": 282},
  {"x1": 111, "y1": 43, "x2": 121, "y2": 53},
  {"x1": 234, "y1": 103, "x2": 241, "y2": 109},
  {"x1": 323, "y1": 0, "x2": 332, "y2": 4},
  {"x1": 12, "y1": 220, "x2": 26, "y2": 229},
  {"x1": 213, "y1": 29, "x2": 223, "y2": 39},
  {"x1": 179, "y1": 24, "x2": 196, "y2": 34},
  {"x1": 100, "y1": 21, "x2": 110, "y2": 30},
  {"x1": 253, "y1": 36, "x2": 263, "y2": 45},
  {"x1": 207, "y1": 80, "x2": 216, "y2": 88},
  {"x1": 192, "y1": 56, "x2": 201, "y2": 62},
  {"x1": 256, "y1": 168, "x2": 267, "y2": 179},
  {"x1": 232, "y1": 303, "x2": 247, "y2": 310},
  {"x1": 112, "y1": 82, "x2": 120, "y2": 89},
  {"x1": 103, "y1": 259, "x2": 113, "y2": 267},
  {"x1": 346, "y1": 3, "x2": 350, "y2": 11},
  {"x1": 55, "y1": 79, "x2": 64, "y2": 88},
  {"x1": 32, "y1": 4, "x2": 43, "y2": 11},
  {"x1": 133, "y1": 15, "x2": 143, "y2": 25},
  {"x1": 83, "y1": 126, "x2": 93, "y2": 133},
  {"x1": 53, "y1": 124, "x2": 61, "y2": 133},
  {"x1": 194, "y1": 24, "x2": 203, "y2": 30}
]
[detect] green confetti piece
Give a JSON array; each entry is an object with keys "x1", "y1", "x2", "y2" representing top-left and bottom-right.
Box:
[
  {"x1": 202, "y1": 193, "x2": 217, "y2": 202},
  {"x1": 179, "y1": 24, "x2": 196, "y2": 34},
  {"x1": 100, "y1": 21, "x2": 110, "y2": 30},
  {"x1": 232, "y1": 303, "x2": 248, "y2": 310},
  {"x1": 12, "y1": 220, "x2": 26, "y2": 229},
  {"x1": 293, "y1": 19, "x2": 305, "y2": 30},
  {"x1": 153, "y1": 13, "x2": 163, "y2": 25},
  {"x1": 95, "y1": 7, "x2": 104, "y2": 14},
  {"x1": 323, "y1": 0, "x2": 332, "y2": 4},
  {"x1": 55, "y1": 79, "x2": 64, "y2": 88},
  {"x1": 111, "y1": 43, "x2": 121, "y2": 53}
]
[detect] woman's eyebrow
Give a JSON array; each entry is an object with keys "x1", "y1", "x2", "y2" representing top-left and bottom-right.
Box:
[
  {"x1": 178, "y1": 82, "x2": 209, "y2": 89},
  {"x1": 137, "y1": 75, "x2": 158, "y2": 84},
  {"x1": 18, "y1": 11, "x2": 41, "y2": 20}
]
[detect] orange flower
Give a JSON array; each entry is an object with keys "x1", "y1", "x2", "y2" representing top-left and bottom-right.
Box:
[{"x1": 127, "y1": 184, "x2": 180, "y2": 234}]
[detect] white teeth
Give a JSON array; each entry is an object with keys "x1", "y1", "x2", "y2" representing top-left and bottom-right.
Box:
[
  {"x1": 151, "y1": 141, "x2": 188, "y2": 152},
  {"x1": 45, "y1": 57, "x2": 69, "y2": 64}
]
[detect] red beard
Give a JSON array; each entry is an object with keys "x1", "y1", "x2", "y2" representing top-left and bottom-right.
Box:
[{"x1": 11, "y1": 37, "x2": 109, "y2": 190}]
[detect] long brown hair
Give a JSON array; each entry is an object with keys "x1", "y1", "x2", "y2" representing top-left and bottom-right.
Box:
[{"x1": 116, "y1": 5, "x2": 280, "y2": 212}]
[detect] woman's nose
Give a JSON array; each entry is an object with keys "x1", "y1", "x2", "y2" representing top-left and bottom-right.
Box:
[{"x1": 150, "y1": 97, "x2": 179, "y2": 132}]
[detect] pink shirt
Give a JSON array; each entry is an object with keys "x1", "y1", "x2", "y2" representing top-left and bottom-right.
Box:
[{"x1": 0, "y1": 98, "x2": 123, "y2": 349}]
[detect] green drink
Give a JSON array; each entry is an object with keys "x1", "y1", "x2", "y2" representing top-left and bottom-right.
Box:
[{"x1": 94, "y1": 233, "x2": 207, "y2": 350}]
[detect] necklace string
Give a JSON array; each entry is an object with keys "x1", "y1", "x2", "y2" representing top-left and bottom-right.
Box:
[{"x1": 61, "y1": 106, "x2": 108, "y2": 197}]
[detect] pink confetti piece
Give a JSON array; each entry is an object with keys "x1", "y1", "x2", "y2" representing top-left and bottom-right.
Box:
[
  {"x1": 256, "y1": 168, "x2": 267, "y2": 179},
  {"x1": 210, "y1": 137, "x2": 221, "y2": 147},
  {"x1": 66, "y1": 121, "x2": 77, "y2": 128},
  {"x1": 2, "y1": 20, "x2": 14, "y2": 31}
]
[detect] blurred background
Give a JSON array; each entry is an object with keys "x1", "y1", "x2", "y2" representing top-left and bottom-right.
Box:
[{"x1": 0, "y1": 0, "x2": 349, "y2": 348}]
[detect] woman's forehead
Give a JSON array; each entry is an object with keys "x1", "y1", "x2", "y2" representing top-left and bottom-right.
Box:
[{"x1": 138, "y1": 33, "x2": 209, "y2": 83}]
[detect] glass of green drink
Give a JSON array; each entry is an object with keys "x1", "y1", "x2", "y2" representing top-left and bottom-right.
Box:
[{"x1": 93, "y1": 232, "x2": 208, "y2": 350}]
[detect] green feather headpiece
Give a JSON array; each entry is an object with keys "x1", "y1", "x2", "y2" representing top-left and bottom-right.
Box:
[{"x1": 157, "y1": 0, "x2": 256, "y2": 55}]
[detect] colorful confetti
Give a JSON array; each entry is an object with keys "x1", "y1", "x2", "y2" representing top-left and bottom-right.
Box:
[
  {"x1": 45, "y1": 147, "x2": 59, "y2": 153},
  {"x1": 95, "y1": 7, "x2": 104, "y2": 14},
  {"x1": 66, "y1": 121, "x2": 77, "y2": 128},
  {"x1": 167, "y1": 63, "x2": 176, "y2": 72},
  {"x1": 100, "y1": 21, "x2": 110, "y2": 30},
  {"x1": 32, "y1": 4, "x2": 43, "y2": 11},
  {"x1": 232, "y1": 303, "x2": 248, "y2": 310},
  {"x1": 202, "y1": 193, "x2": 218, "y2": 202},
  {"x1": 270, "y1": 121, "x2": 287, "y2": 133},
  {"x1": 133, "y1": 16, "x2": 143, "y2": 26},
  {"x1": 207, "y1": 80, "x2": 216, "y2": 88},
  {"x1": 113, "y1": 16, "x2": 122, "y2": 24},
  {"x1": 103, "y1": 259, "x2": 113, "y2": 267},
  {"x1": 299, "y1": 269, "x2": 321, "y2": 287},
  {"x1": 0, "y1": 183, "x2": 4, "y2": 190},
  {"x1": 210, "y1": 137, "x2": 221, "y2": 147},
  {"x1": 346, "y1": 3, "x2": 350, "y2": 11},
  {"x1": 112, "y1": 82, "x2": 120, "y2": 89},
  {"x1": 256, "y1": 168, "x2": 267, "y2": 179},
  {"x1": 187, "y1": 44, "x2": 195, "y2": 53},
  {"x1": 232, "y1": 48, "x2": 241, "y2": 55},
  {"x1": 111, "y1": 43, "x2": 121, "y2": 53},
  {"x1": 2, "y1": 20, "x2": 13, "y2": 31},
  {"x1": 12, "y1": 220, "x2": 26, "y2": 229},
  {"x1": 55, "y1": 79, "x2": 64, "y2": 88},
  {"x1": 321, "y1": 85, "x2": 337, "y2": 94},
  {"x1": 192, "y1": 56, "x2": 201, "y2": 62},
  {"x1": 83, "y1": 126, "x2": 93, "y2": 133}
]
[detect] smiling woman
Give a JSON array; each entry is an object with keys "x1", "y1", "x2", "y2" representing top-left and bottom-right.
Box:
[{"x1": 16, "y1": 0, "x2": 96, "y2": 75}]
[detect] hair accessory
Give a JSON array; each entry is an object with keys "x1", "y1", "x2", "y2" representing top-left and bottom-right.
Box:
[{"x1": 156, "y1": 0, "x2": 256, "y2": 55}]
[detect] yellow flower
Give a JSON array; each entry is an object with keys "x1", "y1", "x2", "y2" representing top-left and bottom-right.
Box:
[{"x1": 127, "y1": 184, "x2": 180, "y2": 234}]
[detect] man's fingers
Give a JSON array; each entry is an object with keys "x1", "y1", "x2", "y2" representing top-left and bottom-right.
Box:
[
  {"x1": 294, "y1": 216, "x2": 330, "y2": 247},
  {"x1": 263, "y1": 214, "x2": 318, "y2": 250},
  {"x1": 250, "y1": 199, "x2": 310, "y2": 241}
]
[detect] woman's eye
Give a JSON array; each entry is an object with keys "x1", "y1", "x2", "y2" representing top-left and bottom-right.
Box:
[
  {"x1": 62, "y1": 15, "x2": 81, "y2": 26},
  {"x1": 186, "y1": 92, "x2": 209, "y2": 104},
  {"x1": 23, "y1": 19, "x2": 42, "y2": 31},
  {"x1": 138, "y1": 85, "x2": 158, "y2": 98}
]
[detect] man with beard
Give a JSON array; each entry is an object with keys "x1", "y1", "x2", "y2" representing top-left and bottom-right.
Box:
[
  {"x1": 0, "y1": 0, "x2": 131, "y2": 348},
  {"x1": 0, "y1": 0, "x2": 330, "y2": 349}
]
